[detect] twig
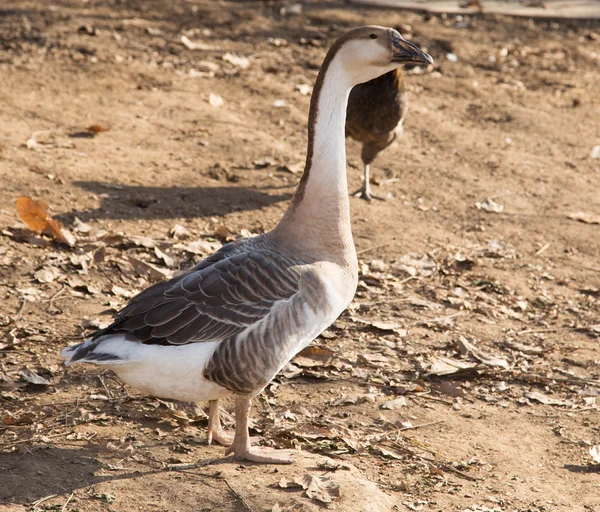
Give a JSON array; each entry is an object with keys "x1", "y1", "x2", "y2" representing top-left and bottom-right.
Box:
[
  {"x1": 14, "y1": 298, "x2": 27, "y2": 321},
  {"x1": 412, "y1": 393, "x2": 454, "y2": 406},
  {"x1": 398, "y1": 419, "x2": 446, "y2": 432},
  {"x1": 0, "y1": 430, "x2": 73, "y2": 449},
  {"x1": 61, "y1": 492, "x2": 74, "y2": 511},
  {"x1": 167, "y1": 457, "x2": 220, "y2": 471},
  {"x1": 167, "y1": 464, "x2": 254, "y2": 511},
  {"x1": 98, "y1": 375, "x2": 113, "y2": 399},
  {"x1": 517, "y1": 327, "x2": 570, "y2": 336},
  {"x1": 356, "y1": 242, "x2": 392, "y2": 255},
  {"x1": 46, "y1": 284, "x2": 66, "y2": 309},
  {"x1": 223, "y1": 478, "x2": 254, "y2": 512},
  {"x1": 535, "y1": 243, "x2": 550, "y2": 256},
  {"x1": 31, "y1": 494, "x2": 58, "y2": 508}
]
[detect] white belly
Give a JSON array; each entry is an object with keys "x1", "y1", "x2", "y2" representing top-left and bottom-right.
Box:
[{"x1": 94, "y1": 338, "x2": 231, "y2": 402}]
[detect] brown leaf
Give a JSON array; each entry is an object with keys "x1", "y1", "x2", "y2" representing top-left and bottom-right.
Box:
[
  {"x1": 86, "y1": 124, "x2": 109, "y2": 134},
  {"x1": 294, "y1": 346, "x2": 335, "y2": 368},
  {"x1": 280, "y1": 474, "x2": 340, "y2": 504},
  {"x1": 15, "y1": 196, "x2": 75, "y2": 245},
  {"x1": 427, "y1": 356, "x2": 478, "y2": 376}
]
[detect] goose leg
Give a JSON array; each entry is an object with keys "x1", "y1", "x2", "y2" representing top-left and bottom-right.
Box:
[
  {"x1": 225, "y1": 396, "x2": 294, "y2": 464},
  {"x1": 352, "y1": 164, "x2": 386, "y2": 201},
  {"x1": 207, "y1": 400, "x2": 235, "y2": 446}
]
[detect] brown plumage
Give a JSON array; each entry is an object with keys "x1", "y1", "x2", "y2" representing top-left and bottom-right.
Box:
[{"x1": 345, "y1": 68, "x2": 408, "y2": 200}]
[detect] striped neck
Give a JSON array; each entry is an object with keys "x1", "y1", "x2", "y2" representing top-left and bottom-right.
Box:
[{"x1": 272, "y1": 50, "x2": 356, "y2": 266}]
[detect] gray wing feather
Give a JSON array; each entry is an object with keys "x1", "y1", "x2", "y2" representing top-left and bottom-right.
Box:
[{"x1": 90, "y1": 238, "x2": 303, "y2": 347}]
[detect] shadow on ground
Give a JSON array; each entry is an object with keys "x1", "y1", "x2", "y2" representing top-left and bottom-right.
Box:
[{"x1": 64, "y1": 181, "x2": 292, "y2": 221}]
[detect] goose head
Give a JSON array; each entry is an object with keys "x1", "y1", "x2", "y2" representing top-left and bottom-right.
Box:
[{"x1": 330, "y1": 25, "x2": 433, "y2": 87}]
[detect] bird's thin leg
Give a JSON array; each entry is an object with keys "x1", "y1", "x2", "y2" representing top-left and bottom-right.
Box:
[
  {"x1": 352, "y1": 163, "x2": 386, "y2": 201},
  {"x1": 207, "y1": 399, "x2": 234, "y2": 446},
  {"x1": 224, "y1": 396, "x2": 294, "y2": 464}
]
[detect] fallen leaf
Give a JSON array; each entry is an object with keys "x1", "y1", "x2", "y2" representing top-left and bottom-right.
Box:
[
  {"x1": 427, "y1": 356, "x2": 478, "y2": 376},
  {"x1": 34, "y1": 267, "x2": 59, "y2": 283},
  {"x1": 155, "y1": 247, "x2": 177, "y2": 268},
  {"x1": 279, "y1": 474, "x2": 340, "y2": 504},
  {"x1": 20, "y1": 368, "x2": 51, "y2": 387},
  {"x1": 294, "y1": 346, "x2": 335, "y2": 367},
  {"x1": 568, "y1": 212, "x2": 600, "y2": 224},
  {"x1": 86, "y1": 124, "x2": 109, "y2": 134},
  {"x1": 15, "y1": 196, "x2": 75, "y2": 246},
  {"x1": 524, "y1": 391, "x2": 570, "y2": 406},
  {"x1": 73, "y1": 217, "x2": 92, "y2": 233},
  {"x1": 380, "y1": 397, "x2": 407, "y2": 410},
  {"x1": 126, "y1": 256, "x2": 171, "y2": 281},
  {"x1": 333, "y1": 394, "x2": 376, "y2": 406},
  {"x1": 455, "y1": 336, "x2": 510, "y2": 369}
]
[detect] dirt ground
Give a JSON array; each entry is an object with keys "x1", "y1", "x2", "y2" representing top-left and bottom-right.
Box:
[{"x1": 1, "y1": 1, "x2": 600, "y2": 511}]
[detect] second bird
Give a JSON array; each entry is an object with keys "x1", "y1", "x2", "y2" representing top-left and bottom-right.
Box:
[{"x1": 345, "y1": 67, "x2": 408, "y2": 201}]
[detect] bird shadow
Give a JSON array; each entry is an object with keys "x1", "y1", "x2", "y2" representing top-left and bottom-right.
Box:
[
  {"x1": 0, "y1": 445, "x2": 154, "y2": 504},
  {"x1": 562, "y1": 464, "x2": 600, "y2": 474},
  {"x1": 62, "y1": 181, "x2": 292, "y2": 222}
]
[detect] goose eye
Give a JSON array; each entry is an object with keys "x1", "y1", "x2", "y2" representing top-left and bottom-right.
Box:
[{"x1": 369, "y1": 34, "x2": 377, "y2": 39}]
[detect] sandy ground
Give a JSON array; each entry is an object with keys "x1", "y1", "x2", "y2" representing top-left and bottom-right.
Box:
[{"x1": 1, "y1": 1, "x2": 600, "y2": 511}]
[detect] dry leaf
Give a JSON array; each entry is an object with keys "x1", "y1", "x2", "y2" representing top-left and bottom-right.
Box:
[
  {"x1": 568, "y1": 212, "x2": 600, "y2": 224},
  {"x1": 455, "y1": 336, "x2": 510, "y2": 369},
  {"x1": 524, "y1": 391, "x2": 570, "y2": 406},
  {"x1": 20, "y1": 368, "x2": 50, "y2": 387},
  {"x1": 427, "y1": 356, "x2": 478, "y2": 376},
  {"x1": 380, "y1": 397, "x2": 407, "y2": 410},
  {"x1": 15, "y1": 196, "x2": 75, "y2": 246},
  {"x1": 155, "y1": 247, "x2": 176, "y2": 268},
  {"x1": 279, "y1": 474, "x2": 340, "y2": 504},
  {"x1": 294, "y1": 346, "x2": 335, "y2": 367},
  {"x1": 86, "y1": 124, "x2": 109, "y2": 134}
]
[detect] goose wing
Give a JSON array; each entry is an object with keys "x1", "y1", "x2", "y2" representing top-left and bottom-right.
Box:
[{"x1": 69, "y1": 239, "x2": 302, "y2": 356}]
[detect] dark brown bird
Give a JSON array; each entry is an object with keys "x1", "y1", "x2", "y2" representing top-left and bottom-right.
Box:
[{"x1": 345, "y1": 68, "x2": 408, "y2": 201}]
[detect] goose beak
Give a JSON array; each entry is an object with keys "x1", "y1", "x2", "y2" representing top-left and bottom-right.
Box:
[{"x1": 391, "y1": 35, "x2": 433, "y2": 65}]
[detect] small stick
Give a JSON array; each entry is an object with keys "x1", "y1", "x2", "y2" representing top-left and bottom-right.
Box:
[
  {"x1": 31, "y1": 494, "x2": 58, "y2": 508},
  {"x1": 516, "y1": 327, "x2": 565, "y2": 335},
  {"x1": 0, "y1": 431, "x2": 73, "y2": 449},
  {"x1": 535, "y1": 243, "x2": 550, "y2": 256},
  {"x1": 98, "y1": 375, "x2": 113, "y2": 399},
  {"x1": 412, "y1": 393, "x2": 454, "y2": 406},
  {"x1": 357, "y1": 242, "x2": 392, "y2": 255},
  {"x1": 61, "y1": 492, "x2": 74, "y2": 511},
  {"x1": 398, "y1": 419, "x2": 446, "y2": 432},
  {"x1": 223, "y1": 478, "x2": 254, "y2": 512}
]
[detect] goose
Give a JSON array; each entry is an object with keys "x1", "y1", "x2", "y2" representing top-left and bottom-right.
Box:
[
  {"x1": 346, "y1": 67, "x2": 409, "y2": 201},
  {"x1": 62, "y1": 26, "x2": 432, "y2": 464}
]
